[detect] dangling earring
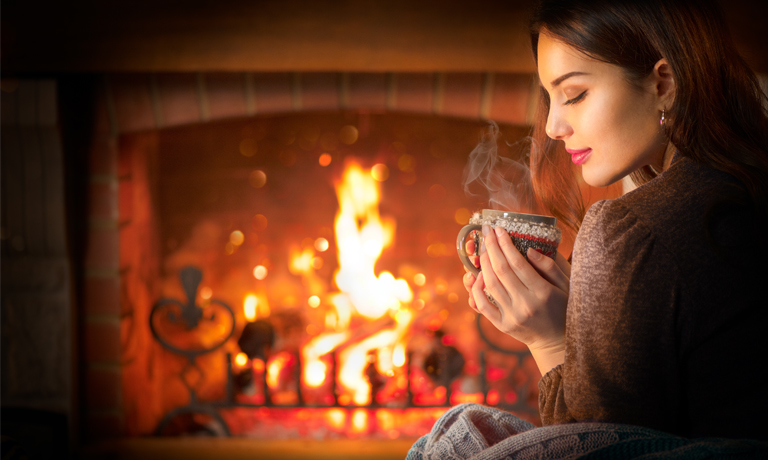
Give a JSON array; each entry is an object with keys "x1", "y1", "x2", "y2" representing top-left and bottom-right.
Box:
[{"x1": 660, "y1": 108, "x2": 667, "y2": 135}]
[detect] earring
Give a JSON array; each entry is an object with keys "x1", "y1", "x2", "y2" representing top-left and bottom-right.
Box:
[{"x1": 660, "y1": 108, "x2": 667, "y2": 135}]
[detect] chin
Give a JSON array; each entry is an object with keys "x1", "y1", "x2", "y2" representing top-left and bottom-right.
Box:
[{"x1": 581, "y1": 168, "x2": 620, "y2": 188}]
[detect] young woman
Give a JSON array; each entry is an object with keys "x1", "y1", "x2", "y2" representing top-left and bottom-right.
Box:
[{"x1": 457, "y1": 0, "x2": 768, "y2": 445}]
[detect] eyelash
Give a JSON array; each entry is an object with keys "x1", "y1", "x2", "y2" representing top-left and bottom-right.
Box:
[{"x1": 564, "y1": 90, "x2": 587, "y2": 106}]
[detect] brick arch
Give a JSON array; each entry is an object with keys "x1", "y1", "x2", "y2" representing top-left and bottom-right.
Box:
[{"x1": 105, "y1": 72, "x2": 536, "y2": 134}]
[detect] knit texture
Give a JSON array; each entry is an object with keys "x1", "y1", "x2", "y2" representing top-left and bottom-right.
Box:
[{"x1": 407, "y1": 403, "x2": 768, "y2": 460}]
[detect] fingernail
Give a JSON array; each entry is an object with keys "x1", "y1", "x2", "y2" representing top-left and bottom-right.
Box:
[
  {"x1": 482, "y1": 224, "x2": 491, "y2": 236},
  {"x1": 479, "y1": 241, "x2": 486, "y2": 255},
  {"x1": 494, "y1": 226, "x2": 505, "y2": 238},
  {"x1": 527, "y1": 247, "x2": 542, "y2": 261}
]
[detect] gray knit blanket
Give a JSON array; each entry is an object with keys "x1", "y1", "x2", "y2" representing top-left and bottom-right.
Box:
[{"x1": 406, "y1": 403, "x2": 768, "y2": 460}]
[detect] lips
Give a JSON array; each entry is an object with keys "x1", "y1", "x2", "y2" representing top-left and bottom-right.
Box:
[{"x1": 566, "y1": 147, "x2": 592, "y2": 165}]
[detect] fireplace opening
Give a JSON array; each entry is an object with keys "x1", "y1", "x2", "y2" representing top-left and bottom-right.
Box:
[{"x1": 118, "y1": 110, "x2": 549, "y2": 439}]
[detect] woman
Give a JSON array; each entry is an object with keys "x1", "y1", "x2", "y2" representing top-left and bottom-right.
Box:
[{"x1": 411, "y1": 0, "x2": 768, "y2": 457}]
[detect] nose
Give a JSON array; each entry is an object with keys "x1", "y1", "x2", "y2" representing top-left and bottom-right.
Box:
[{"x1": 545, "y1": 106, "x2": 573, "y2": 140}]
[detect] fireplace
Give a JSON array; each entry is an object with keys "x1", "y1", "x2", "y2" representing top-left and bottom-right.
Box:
[{"x1": 117, "y1": 104, "x2": 552, "y2": 439}]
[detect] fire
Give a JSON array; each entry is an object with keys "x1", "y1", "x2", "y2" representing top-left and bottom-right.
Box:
[
  {"x1": 266, "y1": 352, "x2": 292, "y2": 390},
  {"x1": 243, "y1": 294, "x2": 258, "y2": 321},
  {"x1": 333, "y1": 162, "x2": 412, "y2": 319},
  {"x1": 302, "y1": 331, "x2": 350, "y2": 388}
]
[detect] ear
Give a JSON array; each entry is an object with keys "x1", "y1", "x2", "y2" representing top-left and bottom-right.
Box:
[{"x1": 652, "y1": 58, "x2": 676, "y2": 109}]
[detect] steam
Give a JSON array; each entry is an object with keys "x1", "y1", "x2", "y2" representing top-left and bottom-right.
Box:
[{"x1": 462, "y1": 122, "x2": 538, "y2": 213}]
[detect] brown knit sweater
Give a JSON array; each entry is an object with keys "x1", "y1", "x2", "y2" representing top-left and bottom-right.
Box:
[{"x1": 538, "y1": 154, "x2": 768, "y2": 441}]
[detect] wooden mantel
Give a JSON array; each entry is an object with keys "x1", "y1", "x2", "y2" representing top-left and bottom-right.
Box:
[{"x1": 2, "y1": 0, "x2": 767, "y2": 74}]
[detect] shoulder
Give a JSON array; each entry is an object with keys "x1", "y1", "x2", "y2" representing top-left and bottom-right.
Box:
[
  {"x1": 576, "y1": 198, "x2": 655, "y2": 266},
  {"x1": 613, "y1": 155, "x2": 742, "y2": 236}
]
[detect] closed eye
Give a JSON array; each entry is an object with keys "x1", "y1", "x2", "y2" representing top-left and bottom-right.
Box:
[{"x1": 564, "y1": 90, "x2": 587, "y2": 106}]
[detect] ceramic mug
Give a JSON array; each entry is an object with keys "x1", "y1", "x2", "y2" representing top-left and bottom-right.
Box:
[{"x1": 456, "y1": 209, "x2": 561, "y2": 277}]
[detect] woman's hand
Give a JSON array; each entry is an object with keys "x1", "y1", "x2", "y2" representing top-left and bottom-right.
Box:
[{"x1": 463, "y1": 224, "x2": 570, "y2": 375}]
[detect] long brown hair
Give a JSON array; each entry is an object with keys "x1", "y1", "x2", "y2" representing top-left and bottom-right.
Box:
[{"x1": 528, "y1": 0, "x2": 768, "y2": 237}]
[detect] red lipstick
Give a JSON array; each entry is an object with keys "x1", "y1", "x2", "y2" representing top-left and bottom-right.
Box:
[{"x1": 566, "y1": 147, "x2": 592, "y2": 165}]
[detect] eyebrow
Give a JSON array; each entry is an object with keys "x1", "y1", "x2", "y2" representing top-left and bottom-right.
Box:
[{"x1": 549, "y1": 71, "x2": 589, "y2": 88}]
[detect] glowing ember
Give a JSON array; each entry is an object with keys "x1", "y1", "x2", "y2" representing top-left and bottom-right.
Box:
[{"x1": 266, "y1": 352, "x2": 292, "y2": 390}]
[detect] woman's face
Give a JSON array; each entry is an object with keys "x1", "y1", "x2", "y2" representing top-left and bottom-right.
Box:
[{"x1": 537, "y1": 32, "x2": 668, "y2": 187}]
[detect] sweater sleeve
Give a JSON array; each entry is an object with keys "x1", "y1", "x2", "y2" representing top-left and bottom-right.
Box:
[{"x1": 538, "y1": 200, "x2": 682, "y2": 432}]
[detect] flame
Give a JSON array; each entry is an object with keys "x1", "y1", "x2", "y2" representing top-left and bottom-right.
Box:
[
  {"x1": 266, "y1": 352, "x2": 291, "y2": 390},
  {"x1": 243, "y1": 293, "x2": 258, "y2": 321},
  {"x1": 290, "y1": 247, "x2": 315, "y2": 274},
  {"x1": 302, "y1": 331, "x2": 350, "y2": 388},
  {"x1": 338, "y1": 309, "x2": 413, "y2": 405},
  {"x1": 333, "y1": 162, "x2": 412, "y2": 319}
]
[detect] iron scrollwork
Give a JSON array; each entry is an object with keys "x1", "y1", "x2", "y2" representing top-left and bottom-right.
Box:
[{"x1": 149, "y1": 266, "x2": 235, "y2": 435}]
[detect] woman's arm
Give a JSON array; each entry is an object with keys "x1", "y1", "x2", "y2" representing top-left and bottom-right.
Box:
[{"x1": 542, "y1": 200, "x2": 682, "y2": 430}]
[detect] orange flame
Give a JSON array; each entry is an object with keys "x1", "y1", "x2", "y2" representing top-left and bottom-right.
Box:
[
  {"x1": 333, "y1": 162, "x2": 412, "y2": 319},
  {"x1": 302, "y1": 331, "x2": 350, "y2": 388}
]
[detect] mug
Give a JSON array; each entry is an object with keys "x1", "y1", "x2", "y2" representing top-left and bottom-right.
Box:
[{"x1": 456, "y1": 209, "x2": 561, "y2": 277}]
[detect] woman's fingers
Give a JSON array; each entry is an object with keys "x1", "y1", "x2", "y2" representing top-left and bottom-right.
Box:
[
  {"x1": 465, "y1": 237, "x2": 480, "y2": 268},
  {"x1": 478, "y1": 247, "x2": 512, "y2": 308},
  {"x1": 526, "y1": 248, "x2": 569, "y2": 294},
  {"x1": 486, "y1": 226, "x2": 537, "y2": 292},
  {"x1": 554, "y1": 251, "x2": 571, "y2": 278},
  {"x1": 472, "y1": 272, "x2": 502, "y2": 324}
]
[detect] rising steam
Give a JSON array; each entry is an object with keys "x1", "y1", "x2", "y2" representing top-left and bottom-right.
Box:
[{"x1": 462, "y1": 122, "x2": 539, "y2": 213}]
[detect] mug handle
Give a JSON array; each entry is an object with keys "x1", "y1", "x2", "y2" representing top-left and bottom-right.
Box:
[{"x1": 456, "y1": 224, "x2": 482, "y2": 277}]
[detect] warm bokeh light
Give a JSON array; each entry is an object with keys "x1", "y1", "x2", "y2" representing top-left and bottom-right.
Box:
[
  {"x1": 230, "y1": 230, "x2": 245, "y2": 246},
  {"x1": 319, "y1": 153, "x2": 332, "y2": 166},
  {"x1": 308, "y1": 295, "x2": 321, "y2": 308},
  {"x1": 311, "y1": 257, "x2": 323, "y2": 269},
  {"x1": 251, "y1": 214, "x2": 268, "y2": 231},
  {"x1": 413, "y1": 273, "x2": 426, "y2": 286},
  {"x1": 253, "y1": 265, "x2": 268, "y2": 280},
  {"x1": 314, "y1": 237, "x2": 329, "y2": 252},
  {"x1": 428, "y1": 184, "x2": 447, "y2": 201},
  {"x1": 397, "y1": 154, "x2": 415, "y2": 172},
  {"x1": 326, "y1": 408, "x2": 346, "y2": 430},
  {"x1": 249, "y1": 170, "x2": 267, "y2": 188},
  {"x1": 244, "y1": 293, "x2": 258, "y2": 321},
  {"x1": 235, "y1": 352, "x2": 248, "y2": 367},
  {"x1": 454, "y1": 207, "x2": 472, "y2": 225},
  {"x1": 239, "y1": 138, "x2": 258, "y2": 157},
  {"x1": 371, "y1": 163, "x2": 389, "y2": 182},
  {"x1": 225, "y1": 242, "x2": 235, "y2": 254},
  {"x1": 351, "y1": 409, "x2": 368, "y2": 433},
  {"x1": 290, "y1": 247, "x2": 315, "y2": 274},
  {"x1": 200, "y1": 286, "x2": 213, "y2": 300},
  {"x1": 448, "y1": 293, "x2": 459, "y2": 303},
  {"x1": 339, "y1": 125, "x2": 359, "y2": 145},
  {"x1": 252, "y1": 358, "x2": 265, "y2": 373}
]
